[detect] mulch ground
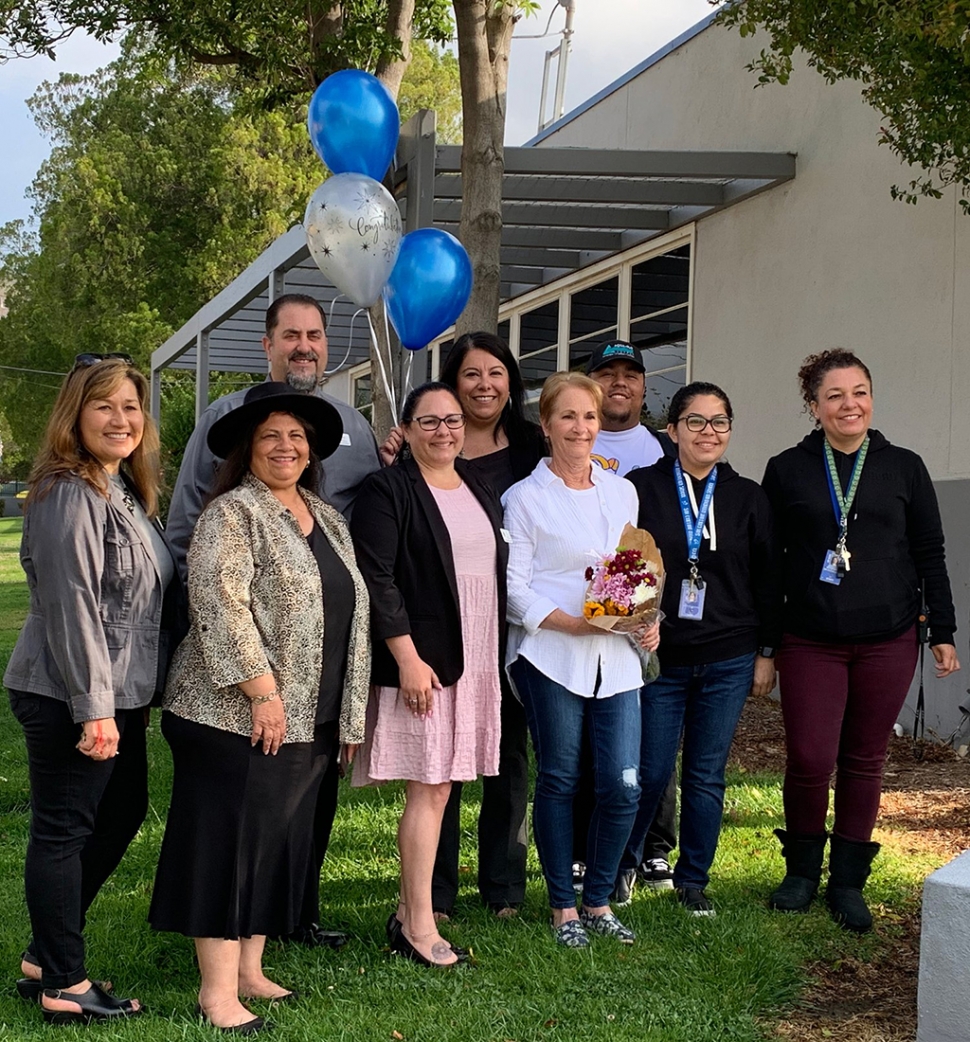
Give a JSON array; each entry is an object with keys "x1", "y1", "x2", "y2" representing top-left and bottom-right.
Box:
[{"x1": 728, "y1": 695, "x2": 970, "y2": 1042}]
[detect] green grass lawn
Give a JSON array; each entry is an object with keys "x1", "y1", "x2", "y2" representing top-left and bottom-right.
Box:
[{"x1": 0, "y1": 516, "x2": 935, "y2": 1041}]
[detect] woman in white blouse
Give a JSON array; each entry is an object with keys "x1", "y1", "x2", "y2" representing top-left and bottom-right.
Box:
[{"x1": 504, "y1": 371, "x2": 660, "y2": 949}]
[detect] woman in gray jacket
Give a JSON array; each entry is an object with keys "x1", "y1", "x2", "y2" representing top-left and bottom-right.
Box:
[{"x1": 6, "y1": 356, "x2": 180, "y2": 1025}]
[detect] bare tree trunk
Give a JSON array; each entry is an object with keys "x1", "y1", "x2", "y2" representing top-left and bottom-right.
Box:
[
  {"x1": 453, "y1": 0, "x2": 514, "y2": 337},
  {"x1": 369, "y1": 0, "x2": 416, "y2": 441}
]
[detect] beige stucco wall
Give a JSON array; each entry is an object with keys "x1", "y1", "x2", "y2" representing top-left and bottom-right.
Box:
[{"x1": 539, "y1": 20, "x2": 969, "y2": 485}]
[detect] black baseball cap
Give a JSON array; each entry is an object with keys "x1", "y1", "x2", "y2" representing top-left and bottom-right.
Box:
[{"x1": 585, "y1": 339, "x2": 646, "y2": 375}]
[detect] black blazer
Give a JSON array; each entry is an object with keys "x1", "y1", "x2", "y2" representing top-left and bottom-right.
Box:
[{"x1": 350, "y1": 457, "x2": 509, "y2": 688}]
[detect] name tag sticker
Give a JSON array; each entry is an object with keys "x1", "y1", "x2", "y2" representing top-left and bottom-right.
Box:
[
  {"x1": 819, "y1": 549, "x2": 842, "y2": 586},
  {"x1": 500, "y1": 528, "x2": 512, "y2": 544},
  {"x1": 678, "y1": 579, "x2": 706, "y2": 620},
  {"x1": 339, "y1": 433, "x2": 352, "y2": 446}
]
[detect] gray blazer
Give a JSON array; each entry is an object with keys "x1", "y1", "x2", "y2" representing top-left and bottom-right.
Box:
[
  {"x1": 162, "y1": 474, "x2": 371, "y2": 745},
  {"x1": 4, "y1": 474, "x2": 170, "y2": 722}
]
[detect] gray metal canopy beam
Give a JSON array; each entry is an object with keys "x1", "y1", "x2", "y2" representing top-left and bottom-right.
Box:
[
  {"x1": 433, "y1": 174, "x2": 726, "y2": 208},
  {"x1": 433, "y1": 200, "x2": 670, "y2": 231},
  {"x1": 432, "y1": 145, "x2": 796, "y2": 181}
]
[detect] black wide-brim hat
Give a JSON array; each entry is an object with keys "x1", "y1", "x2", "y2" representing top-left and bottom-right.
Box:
[{"x1": 207, "y1": 381, "x2": 344, "y2": 461}]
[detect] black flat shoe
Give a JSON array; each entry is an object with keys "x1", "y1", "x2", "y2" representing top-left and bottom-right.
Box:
[
  {"x1": 195, "y1": 1004, "x2": 274, "y2": 1034},
  {"x1": 388, "y1": 929, "x2": 461, "y2": 968},
  {"x1": 387, "y1": 913, "x2": 469, "y2": 962},
  {"x1": 41, "y1": 983, "x2": 143, "y2": 1024},
  {"x1": 16, "y1": 977, "x2": 42, "y2": 1002},
  {"x1": 286, "y1": 923, "x2": 349, "y2": 950}
]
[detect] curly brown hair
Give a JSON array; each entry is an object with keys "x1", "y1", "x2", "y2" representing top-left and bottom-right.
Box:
[{"x1": 797, "y1": 349, "x2": 873, "y2": 420}]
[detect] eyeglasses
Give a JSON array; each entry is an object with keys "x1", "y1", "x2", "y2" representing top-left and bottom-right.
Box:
[
  {"x1": 72, "y1": 352, "x2": 135, "y2": 370},
  {"x1": 679, "y1": 413, "x2": 732, "y2": 433},
  {"x1": 409, "y1": 413, "x2": 466, "y2": 431}
]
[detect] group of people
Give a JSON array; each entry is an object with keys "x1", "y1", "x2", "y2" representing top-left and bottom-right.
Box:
[{"x1": 7, "y1": 291, "x2": 960, "y2": 1029}]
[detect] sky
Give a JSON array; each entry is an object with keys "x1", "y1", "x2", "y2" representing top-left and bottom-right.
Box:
[{"x1": 0, "y1": 0, "x2": 715, "y2": 229}]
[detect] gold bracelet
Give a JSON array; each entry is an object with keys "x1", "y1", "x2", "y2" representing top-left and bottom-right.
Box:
[{"x1": 249, "y1": 690, "x2": 278, "y2": 706}]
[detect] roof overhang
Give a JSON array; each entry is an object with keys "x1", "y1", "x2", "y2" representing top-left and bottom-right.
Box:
[{"x1": 150, "y1": 108, "x2": 794, "y2": 410}]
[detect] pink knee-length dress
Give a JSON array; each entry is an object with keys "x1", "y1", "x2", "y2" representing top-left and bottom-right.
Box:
[{"x1": 353, "y1": 481, "x2": 502, "y2": 785}]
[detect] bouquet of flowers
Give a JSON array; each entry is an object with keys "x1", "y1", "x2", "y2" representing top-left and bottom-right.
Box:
[
  {"x1": 583, "y1": 523, "x2": 665, "y2": 683},
  {"x1": 583, "y1": 523, "x2": 665, "y2": 634}
]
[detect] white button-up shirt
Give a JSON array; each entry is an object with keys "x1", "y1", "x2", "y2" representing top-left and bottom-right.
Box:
[{"x1": 502, "y1": 458, "x2": 642, "y2": 698}]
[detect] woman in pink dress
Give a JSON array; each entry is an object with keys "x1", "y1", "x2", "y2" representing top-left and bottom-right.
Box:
[{"x1": 351, "y1": 382, "x2": 508, "y2": 967}]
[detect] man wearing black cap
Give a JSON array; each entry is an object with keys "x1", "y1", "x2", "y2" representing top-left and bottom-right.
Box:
[
  {"x1": 571, "y1": 339, "x2": 678, "y2": 904},
  {"x1": 166, "y1": 292, "x2": 381, "y2": 951},
  {"x1": 586, "y1": 339, "x2": 669, "y2": 476}
]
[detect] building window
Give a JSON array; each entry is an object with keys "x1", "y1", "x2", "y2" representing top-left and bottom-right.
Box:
[
  {"x1": 518, "y1": 300, "x2": 559, "y2": 405},
  {"x1": 568, "y1": 275, "x2": 618, "y2": 372},
  {"x1": 353, "y1": 372, "x2": 373, "y2": 423},
  {"x1": 629, "y1": 245, "x2": 690, "y2": 426}
]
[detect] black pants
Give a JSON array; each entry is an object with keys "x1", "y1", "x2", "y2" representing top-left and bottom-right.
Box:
[
  {"x1": 432, "y1": 684, "x2": 529, "y2": 914},
  {"x1": 572, "y1": 725, "x2": 677, "y2": 864},
  {"x1": 10, "y1": 691, "x2": 147, "y2": 989},
  {"x1": 301, "y1": 721, "x2": 340, "y2": 928}
]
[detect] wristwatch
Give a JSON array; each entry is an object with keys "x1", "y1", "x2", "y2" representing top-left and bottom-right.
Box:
[{"x1": 757, "y1": 646, "x2": 777, "y2": 659}]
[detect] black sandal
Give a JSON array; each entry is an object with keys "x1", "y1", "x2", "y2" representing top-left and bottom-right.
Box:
[
  {"x1": 41, "y1": 982, "x2": 143, "y2": 1024},
  {"x1": 386, "y1": 913, "x2": 470, "y2": 963},
  {"x1": 17, "y1": 951, "x2": 115, "y2": 1004}
]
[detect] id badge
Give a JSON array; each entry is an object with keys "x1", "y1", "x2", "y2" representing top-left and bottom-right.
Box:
[
  {"x1": 678, "y1": 579, "x2": 706, "y2": 620},
  {"x1": 819, "y1": 549, "x2": 843, "y2": 586}
]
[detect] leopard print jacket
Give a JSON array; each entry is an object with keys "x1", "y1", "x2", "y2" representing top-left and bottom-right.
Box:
[{"x1": 162, "y1": 473, "x2": 370, "y2": 744}]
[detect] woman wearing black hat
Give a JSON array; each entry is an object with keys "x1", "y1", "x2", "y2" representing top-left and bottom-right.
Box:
[{"x1": 149, "y1": 383, "x2": 371, "y2": 1032}]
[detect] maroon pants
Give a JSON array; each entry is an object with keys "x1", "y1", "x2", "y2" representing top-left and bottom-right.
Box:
[{"x1": 777, "y1": 626, "x2": 918, "y2": 843}]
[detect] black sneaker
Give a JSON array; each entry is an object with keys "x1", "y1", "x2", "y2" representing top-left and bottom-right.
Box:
[
  {"x1": 677, "y1": 887, "x2": 715, "y2": 917},
  {"x1": 611, "y1": 868, "x2": 637, "y2": 907},
  {"x1": 638, "y1": 857, "x2": 675, "y2": 891},
  {"x1": 572, "y1": 861, "x2": 586, "y2": 894}
]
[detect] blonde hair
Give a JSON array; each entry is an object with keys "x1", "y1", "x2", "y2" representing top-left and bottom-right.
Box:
[
  {"x1": 538, "y1": 371, "x2": 603, "y2": 428},
  {"x1": 28, "y1": 359, "x2": 161, "y2": 517}
]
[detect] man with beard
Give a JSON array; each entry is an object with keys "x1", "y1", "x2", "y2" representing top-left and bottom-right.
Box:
[
  {"x1": 568, "y1": 340, "x2": 679, "y2": 905},
  {"x1": 166, "y1": 293, "x2": 380, "y2": 950}
]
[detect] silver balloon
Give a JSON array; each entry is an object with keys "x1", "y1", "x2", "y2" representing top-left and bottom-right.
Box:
[{"x1": 304, "y1": 173, "x2": 403, "y2": 308}]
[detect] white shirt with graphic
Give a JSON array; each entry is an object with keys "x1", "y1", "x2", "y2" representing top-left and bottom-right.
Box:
[{"x1": 591, "y1": 425, "x2": 664, "y2": 477}]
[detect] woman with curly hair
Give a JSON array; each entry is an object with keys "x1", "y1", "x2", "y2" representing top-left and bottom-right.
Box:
[{"x1": 763, "y1": 348, "x2": 959, "y2": 932}]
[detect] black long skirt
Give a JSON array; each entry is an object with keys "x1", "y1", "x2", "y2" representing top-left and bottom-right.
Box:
[{"x1": 149, "y1": 711, "x2": 326, "y2": 940}]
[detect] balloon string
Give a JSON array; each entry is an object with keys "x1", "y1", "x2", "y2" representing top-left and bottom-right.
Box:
[
  {"x1": 402, "y1": 351, "x2": 413, "y2": 405},
  {"x1": 382, "y1": 298, "x2": 404, "y2": 424},
  {"x1": 325, "y1": 307, "x2": 361, "y2": 376},
  {"x1": 367, "y1": 310, "x2": 397, "y2": 422}
]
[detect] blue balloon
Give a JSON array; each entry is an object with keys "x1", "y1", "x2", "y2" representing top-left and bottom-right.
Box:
[
  {"x1": 307, "y1": 70, "x2": 400, "y2": 181},
  {"x1": 384, "y1": 229, "x2": 473, "y2": 351}
]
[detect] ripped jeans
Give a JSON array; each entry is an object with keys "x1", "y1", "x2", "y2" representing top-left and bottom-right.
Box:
[
  {"x1": 510, "y1": 657, "x2": 641, "y2": 908},
  {"x1": 622, "y1": 652, "x2": 755, "y2": 890}
]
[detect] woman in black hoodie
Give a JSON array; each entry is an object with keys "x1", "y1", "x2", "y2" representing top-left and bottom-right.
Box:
[
  {"x1": 762, "y1": 349, "x2": 959, "y2": 932},
  {"x1": 620, "y1": 381, "x2": 777, "y2": 917}
]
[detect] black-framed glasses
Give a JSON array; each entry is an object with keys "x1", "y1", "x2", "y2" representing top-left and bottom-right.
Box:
[
  {"x1": 72, "y1": 352, "x2": 135, "y2": 371},
  {"x1": 679, "y1": 413, "x2": 732, "y2": 433},
  {"x1": 409, "y1": 413, "x2": 465, "y2": 431}
]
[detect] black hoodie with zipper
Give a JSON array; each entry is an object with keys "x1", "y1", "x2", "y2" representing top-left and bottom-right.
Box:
[
  {"x1": 761, "y1": 428, "x2": 955, "y2": 646},
  {"x1": 625, "y1": 455, "x2": 777, "y2": 668}
]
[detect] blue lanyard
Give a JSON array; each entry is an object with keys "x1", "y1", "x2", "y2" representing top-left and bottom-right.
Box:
[{"x1": 674, "y1": 461, "x2": 717, "y2": 562}]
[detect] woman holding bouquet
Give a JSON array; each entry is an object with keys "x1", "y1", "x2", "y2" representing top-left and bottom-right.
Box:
[
  {"x1": 504, "y1": 371, "x2": 660, "y2": 949},
  {"x1": 618, "y1": 381, "x2": 776, "y2": 917},
  {"x1": 762, "y1": 350, "x2": 958, "y2": 932}
]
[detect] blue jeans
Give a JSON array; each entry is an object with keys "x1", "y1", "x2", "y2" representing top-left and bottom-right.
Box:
[
  {"x1": 621, "y1": 653, "x2": 755, "y2": 890},
  {"x1": 510, "y1": 657, "x2": 641, "y2": 909}
]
